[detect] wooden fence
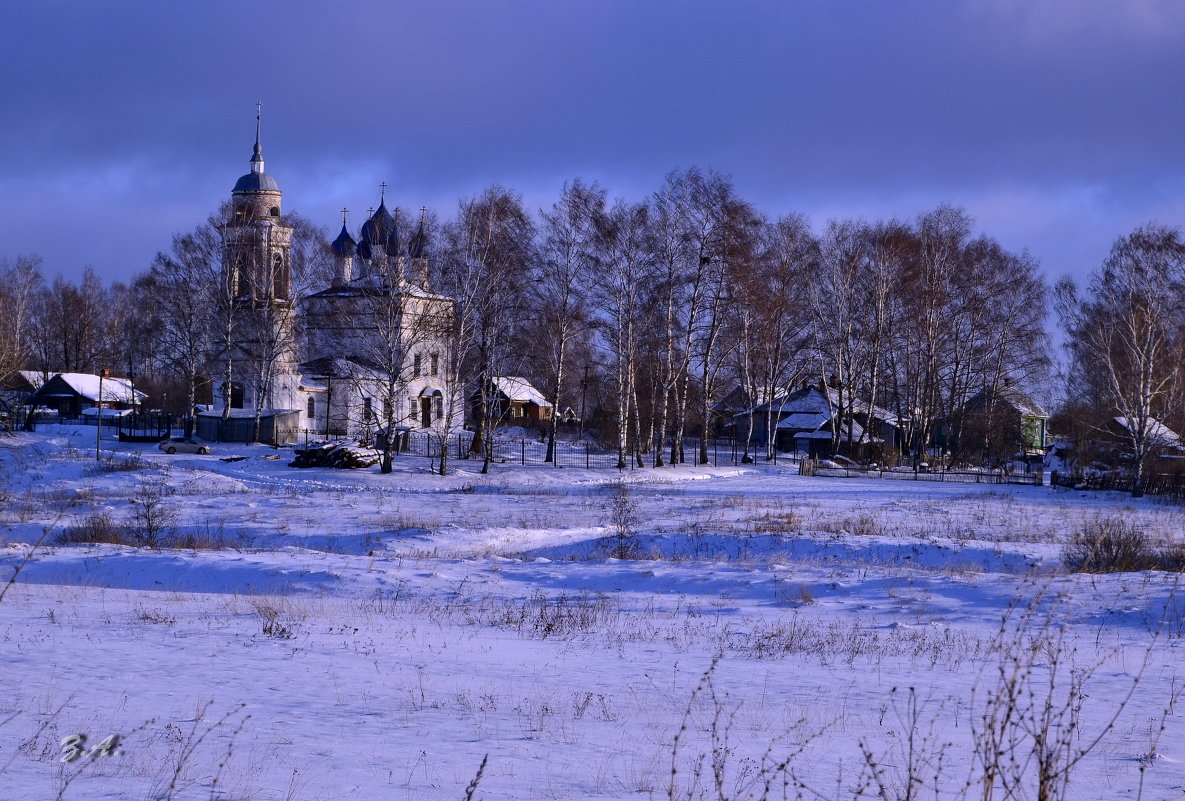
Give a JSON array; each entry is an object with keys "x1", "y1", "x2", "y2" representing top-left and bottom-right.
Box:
[
  {"x1": 1049, "y1": 470, "x2": 1185, "y2": 499},
  {"x1": 801, "y1": 459, "x2": 1043, "y2": 486}
]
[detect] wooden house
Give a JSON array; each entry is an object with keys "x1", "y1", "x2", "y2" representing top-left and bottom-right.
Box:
[
  {"x1": 733, "y1": 384, "x2": 902, "y2": 457},
  {"x1": 25, "y1": 373, "x2": 146, "y2": 418},
  {"x1": 959, "y1": 383, "x2": 1048, "y2": 463},
  {"x1": 471, "y1": 376, "x2": 553, "y2": 426}
]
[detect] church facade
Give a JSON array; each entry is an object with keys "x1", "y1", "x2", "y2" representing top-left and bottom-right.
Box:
[{"x1": 210, "y1": 124, "x2": 457, "y2": 444}]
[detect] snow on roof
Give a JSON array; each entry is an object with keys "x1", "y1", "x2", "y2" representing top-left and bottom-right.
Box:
[
  {"x1": 491, "y1": 376, "x2": 551, "y2": 407},
  {"x1": 792, "y1": 419, "x2": 868, "y2": 440},
  {"x1": 966, "y1": 384, "x2": 1048, "y2": 418},
  {"x1": 17, "y1": 371, "x2": 49, "y2": 390},
  {"x1": 1111, "y1": 416, "x2": 1182, "y2": 447},
  {"x1": 198, "y1": 408, "x2": 301, "y2": 419},
  {"x1": 750, "y1": 385, "x2": 900, "y2": 424},
  {"x1": 80, "y1": 406, "x2": 133, "y2": 417},
  {"x1": 56, "y1": 373, "x2": 146, "y2": 403},
  {"x1": 774, "y1": 412, "x2": 829, "y2": 431}
]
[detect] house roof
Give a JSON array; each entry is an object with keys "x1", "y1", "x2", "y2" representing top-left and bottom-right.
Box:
[
  {"x1": 33, "y1": 373, "x2": 146, "y2": 404},
  {"x1": 746, "y1": 385, "x2": 900, "y2": 424},
  {"x1": 17, "y1": 371, "x2": 49, "y2": 391},
  {"x1": 491, "y1": 376, "x2": 551, "y2": 407},
  {"x1": 774, "y1": 412, "x2": 830, "y2": 431},
  {"x1": 1111, "y1": 416, "x2": 1182, "y2": 447},
  {"x1": 964, "y1": 384, "x2": 1048, "y2": 418}
]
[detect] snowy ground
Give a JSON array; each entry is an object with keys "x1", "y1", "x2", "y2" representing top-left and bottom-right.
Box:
[{"x1": 1, "y1": 426, "x2": 1182, "y2": 800}]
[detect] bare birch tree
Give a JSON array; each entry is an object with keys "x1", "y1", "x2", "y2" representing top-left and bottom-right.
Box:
[
  {"x1": 1057, "y1": 224, "x2": 1185, "y2": 496},
  {"x1": 532, "y1": 180, "x2": 603, "y2": 463},
  {"x1": 0, "y1": 255, "x2": 44, "y2": 395},
  {"x1": 593, "y1": 200, "x2": 654, "y2": 469},
  {"x1": 438, "y1": 186, "x2": 534, "y2": 473}
]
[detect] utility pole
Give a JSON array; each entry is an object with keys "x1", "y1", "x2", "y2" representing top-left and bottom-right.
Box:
[{"x1": 95, "y1": 368, "x2": 109, "y2": 460}]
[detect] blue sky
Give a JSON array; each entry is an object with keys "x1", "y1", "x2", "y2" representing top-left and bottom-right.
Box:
[{"x1": 2, "y1": 1, "x2": 1183, "y2": 289}]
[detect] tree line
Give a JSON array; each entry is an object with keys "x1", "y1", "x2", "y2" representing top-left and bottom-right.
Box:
[{"x1": 4, "y1": 167, "x2": 1177, "y2": 476}]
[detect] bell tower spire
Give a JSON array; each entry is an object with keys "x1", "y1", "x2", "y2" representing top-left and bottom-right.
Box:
[{"x1": 251, "y1": 101, "x2": 265, "y2": 174}]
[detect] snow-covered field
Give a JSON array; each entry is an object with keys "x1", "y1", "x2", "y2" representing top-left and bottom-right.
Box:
[{"x1": 1, "y1": 427, "x2": 1182, "y2": 800}]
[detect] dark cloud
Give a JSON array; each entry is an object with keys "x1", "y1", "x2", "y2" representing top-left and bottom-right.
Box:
[{"x1": 1, "y1": 1, "x2": 1182, "y2": 287}]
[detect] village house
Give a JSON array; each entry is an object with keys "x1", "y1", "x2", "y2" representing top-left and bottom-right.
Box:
[
  {"x1": 24, "y1": 372, "x2": 146, "y2": 419},
  {"x1": 731, "y1": 384, "x2": 902, "y2": 457},
  {"x1": 958, "y1": 382, "x2": 1049, "y2": 465},
  {"x1": 470, "y1": 376, "x2": 553, "y2": 427}
]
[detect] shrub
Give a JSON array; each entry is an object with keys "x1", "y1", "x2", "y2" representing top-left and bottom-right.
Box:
[
  {"x1": 89, "y1": 453, "x2": 147, "y2": 474},
  {"x1": 128, "y1": 480, "x2": 175, "y2": 548},
  {"x1": 1062, "y1": 517, "x2": 1157, "y2": 573},
  {"x1": 1157, "y1": 541, "x2": 1185, "y2": 572},
  {"x1": 603, "y1": 481, "x2": 640, "y2": 559},
  {"x1": 55, "y1": 513, "x2": 131, "y2": 545}
]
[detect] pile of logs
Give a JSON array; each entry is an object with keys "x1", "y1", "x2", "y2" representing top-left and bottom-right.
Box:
[{"x1": 289, "y1": 442, "x2": 382, "y2": 469}]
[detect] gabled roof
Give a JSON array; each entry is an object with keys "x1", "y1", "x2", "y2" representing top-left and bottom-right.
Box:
[
  {"x1": 964, "y1": 384, "x2": 1048, "y2": 418},
  {"x1": 489, "y1": 376, "x2": 551, "y2": 407},
  {"x1": 1111, "y1": 416, "x2": 1182, "y2": 448},
  {"x1": 774, "y1": 412, "x2": 830, "y2": 431},
  {"x1": 31, "y1": 373, "x2": 145, "y2": 404},
  {"x1": 17, "y1": 371, "x2": 49, "y2": 391},
  {"x1": 745, "y1": 385, "x2": 900, "y2": 424}
]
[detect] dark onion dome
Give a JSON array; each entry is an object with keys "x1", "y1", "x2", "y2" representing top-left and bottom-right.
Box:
[
  {"x1": 331, "y1": 224, "x2": 356, "y2": 257},
  {"x1": 233, "y1": 136, "x2": 279, "y2": 192},
  {"x1": 408, "y1": 219, "x2": 428, "y2": 259},
  {"x1": 233, "y1": 171, "x2": 280, "y2": 193},
  {"x1": 357, "y1": 202, "x2": 397, "y2": 260}
]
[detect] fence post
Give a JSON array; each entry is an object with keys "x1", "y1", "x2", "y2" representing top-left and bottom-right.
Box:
[
  {"x1": 585, "y1": 443, "x2": 589, "y2": 469},
  {"x1": 521, "y1": 439, "x2": 525, "y2": 465}
]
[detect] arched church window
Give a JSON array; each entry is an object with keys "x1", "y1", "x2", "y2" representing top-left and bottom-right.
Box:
[
  {"x1": 269, "y1": 206, "x2": 280, "y2": 217},
  {"x1": 272, "y1": 253, "x2": 289, "y2": 300}
]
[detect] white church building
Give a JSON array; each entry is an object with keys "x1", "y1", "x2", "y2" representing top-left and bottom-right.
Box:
[{"x1": 206, "y1": 122, "x2": 457, "y2": 444}]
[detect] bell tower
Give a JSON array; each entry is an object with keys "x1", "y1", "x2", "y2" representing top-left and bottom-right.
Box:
[
  {"x1": 218, "y1": 104, "x2": 301, "y2": 416},
  {"x1": 223, "y1": 103, "x2": 293, "y2": 303}
]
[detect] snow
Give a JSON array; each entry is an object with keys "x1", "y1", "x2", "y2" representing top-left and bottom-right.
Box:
[
  {"x1": 490, "y1": 376, "x2": 551, "y2": 407},
  {"x1": 0, "y1": 426, "x2": 1182, "y2": 800},
  {"x1": 54, "y1": 372, "x2": 145, "y2": 404},
  {"x1": 1112, "y1": 415, "x2": 1183, "y2": 447}
]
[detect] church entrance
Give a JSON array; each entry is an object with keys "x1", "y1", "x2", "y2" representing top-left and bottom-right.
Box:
[{"x1": 420, "y1": 396, "x2": 432, "y2": 428}]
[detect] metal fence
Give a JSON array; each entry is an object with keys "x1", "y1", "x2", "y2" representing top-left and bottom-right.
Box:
[
  {"x1": 291, "y1": 433, "x2": 787, "y2": 470},
  {"x1": 802, "y1": 459, "x2": 1044, "y2": 486},
  {"x1": 460, "y1": 436, "x2": 792, "y2": 469}
]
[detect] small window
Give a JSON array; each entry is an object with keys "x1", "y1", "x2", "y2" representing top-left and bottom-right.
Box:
[
  {"x1": 363, "y1": 397, "x2": 373, "y2": 421},
  {"x1": 269, "y1": 206, "x2": 280, "y2": 217},
  {"x1": 307, "y1": 397, "x2": 316, "y2": 419},
  {"x1": 413, "y1": 354, "x2": 421, "y2": 377},
  {"x1": 434, "y1": 394, "x2": 443, "y2": 419},
  {"x1": 430, "y1": 353, "x2": 439, "y2": 376},
  {"x1": 383, "y1": 397, "x2": 392, "y2": 420}
]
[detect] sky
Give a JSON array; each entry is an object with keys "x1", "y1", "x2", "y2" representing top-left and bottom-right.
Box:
[{"x1": 2, "y1": 0, "x2": 1184, "y2": 294}]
